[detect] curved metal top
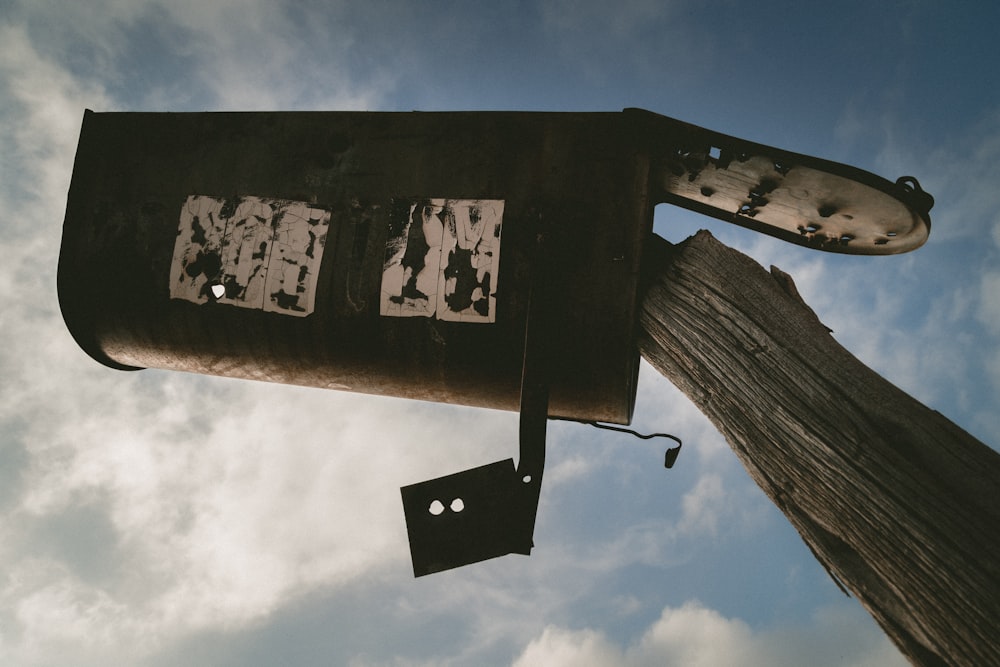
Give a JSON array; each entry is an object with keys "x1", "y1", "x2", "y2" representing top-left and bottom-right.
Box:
[{"x1": 633, "y1": 109, "x2": 933, "y2": 254}]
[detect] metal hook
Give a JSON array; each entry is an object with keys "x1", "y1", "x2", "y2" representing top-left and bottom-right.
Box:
[{"x1": 550, "y1": 418, "x2": 683, "y2": 469}]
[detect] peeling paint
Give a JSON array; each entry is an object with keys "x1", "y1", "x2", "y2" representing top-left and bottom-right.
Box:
[
  {"x1": 380, "y1": 198, "x2": 503, "y2": 323},
  {"x1": 169, "y1": 195, "x2": 330, "y2": 316}
]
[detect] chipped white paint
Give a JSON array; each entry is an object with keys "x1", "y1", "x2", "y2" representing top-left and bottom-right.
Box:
[
  {"x1": 380, "y1": 199, "x2": 503, "y2": 323},
  {"x1": 169, "y1": 195, "x2": 330, "y2": 317}
]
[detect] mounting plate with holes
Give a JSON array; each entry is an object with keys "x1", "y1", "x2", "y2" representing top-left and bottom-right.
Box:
[
  {"x1": 630, "y1": 109, "x2": 934, "y2": 254},
  {"x1": 401, "y1": 459, "x2": 536, "y2": 577}
]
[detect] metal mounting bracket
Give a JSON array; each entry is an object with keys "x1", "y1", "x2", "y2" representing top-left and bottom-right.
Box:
[
  {"x1": 624, "y1": 108, "x2": 934, "y2": 254},
  {"x1": 400, "y1": 233, "x2": 550, "y2": 577}
]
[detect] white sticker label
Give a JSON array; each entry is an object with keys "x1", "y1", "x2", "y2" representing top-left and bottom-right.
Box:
[
  {"x1": 380, "y1": 199, "x2": 503, "y2": 323},
  {"x1": 169, "y1": 195, "x2": 330, "y2": 316}
]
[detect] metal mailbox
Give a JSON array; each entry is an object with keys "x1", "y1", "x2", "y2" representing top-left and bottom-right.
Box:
[
  {"x1": 58, "y1": 108, "x2": 933, "y2": 575},
  {"x1": 58, "y1": 110, "x2": 668, "y2": 425}
]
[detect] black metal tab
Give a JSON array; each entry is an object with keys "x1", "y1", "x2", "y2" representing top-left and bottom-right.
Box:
[
  {"x1": 400, "y1": 223, "x2": 551, "y2": 577},
  {"x1": 400, "y1": 459, "x2": 535, "y2": 577}
]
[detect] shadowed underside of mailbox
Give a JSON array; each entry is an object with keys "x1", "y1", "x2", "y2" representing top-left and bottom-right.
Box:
[{"x1": 58, "y1": 108, "x2": 932, "y2": 576}]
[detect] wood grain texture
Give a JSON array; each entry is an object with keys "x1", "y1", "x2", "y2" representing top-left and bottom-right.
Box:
[{"x1": 637, "y1": 230, "x2": 1000, "y2": 667}]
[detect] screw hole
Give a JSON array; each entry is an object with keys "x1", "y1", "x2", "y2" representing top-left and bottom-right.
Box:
[
  {"x1": 450, "y1": 498, "x2": 465, "y2": 512},
  {"x1": 429, "y1": 500, "x2": 445, "y2": 515}
]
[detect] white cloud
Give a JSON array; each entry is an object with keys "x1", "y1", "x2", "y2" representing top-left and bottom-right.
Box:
[
  {"x1": 5, "y1": 366, "x2": 515, "y2": 625},
  {"x1": 676, "y1": 474, "x2": 726, "y2": 536},
  {"x1": 139, "y1": 0, "x2": 379, "y2": 110},
  {"x1": 0, "y1": 23, "x2": 109, "y2": 219},
  {"x1": 10, "y1": 565, "x2": 131, "y2": 643},
  {"x1": 0, "y1": 10, "x2": 427, "y2": 662},
  {"x1": 512, "y1": 600, "x2": 907, "y2": 667},
  {"x1": 546, "y1": 453, "x2": 598, "y2": 486},
  {"x1": 1, "y1": 359, "x2": 523, "y2": 664},
  {"x1": 0, "y1": 23, "x2": 114, "y2": 428},
  {"x1": 513, "y1": 625, "x2": 623, "y2": 666},
  {"x1": 5, "y1": 0, "x2": 388, "y2": 112}
]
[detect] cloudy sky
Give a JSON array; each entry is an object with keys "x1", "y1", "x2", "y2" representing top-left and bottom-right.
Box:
[{"x1": 1, "y1": 1, "x2": 997, "y2": 665}]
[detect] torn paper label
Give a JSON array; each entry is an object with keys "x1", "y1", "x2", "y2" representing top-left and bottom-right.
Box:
[
  {"x1": 380, "y1": 198, "x2": 503, "y2": 323},
  {"x1": 169, "y1": 195, "x2": 331, "y2": 316}
]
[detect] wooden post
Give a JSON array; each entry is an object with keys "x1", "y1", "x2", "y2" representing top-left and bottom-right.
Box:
[{"x1": 637, "y1": 230, "x2": 1000, "y2": 667}]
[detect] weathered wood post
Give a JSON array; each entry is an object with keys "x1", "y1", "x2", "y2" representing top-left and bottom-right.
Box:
[{"x1": 638, "y1": 230, "x2": 1000, "y2": 667}]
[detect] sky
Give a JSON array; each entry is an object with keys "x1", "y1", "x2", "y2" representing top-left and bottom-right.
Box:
[{"x1": 1, "y1": 1, "x2": 997, "y2": 665}]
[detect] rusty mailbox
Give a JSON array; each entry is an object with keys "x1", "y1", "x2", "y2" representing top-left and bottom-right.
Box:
[{"x1": 59, "y1": 109, "x2": 932, "y2": 575}]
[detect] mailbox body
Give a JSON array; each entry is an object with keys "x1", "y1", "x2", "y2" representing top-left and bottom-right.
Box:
[{"x1": 59, "y1": 111, "x2": 654, "y2": 423}]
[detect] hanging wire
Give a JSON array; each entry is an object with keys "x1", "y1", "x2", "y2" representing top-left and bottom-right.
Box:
[{"x1": 549, "y1": 417, "x2": 683, "y2": 468}]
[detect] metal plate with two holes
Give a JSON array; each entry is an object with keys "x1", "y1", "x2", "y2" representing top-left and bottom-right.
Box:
[{"x1": 400, "y1": 459, "x2": 535, "y2": 577}]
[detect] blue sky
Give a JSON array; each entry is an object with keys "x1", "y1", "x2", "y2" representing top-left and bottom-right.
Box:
[{"x1": 1, "y1": 1, "x2": 997, "y2": 665}]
